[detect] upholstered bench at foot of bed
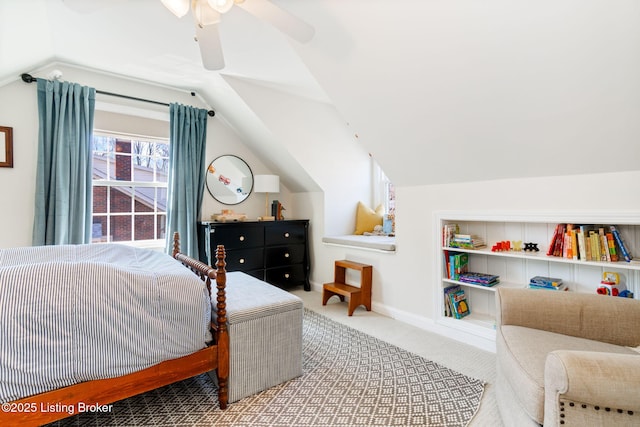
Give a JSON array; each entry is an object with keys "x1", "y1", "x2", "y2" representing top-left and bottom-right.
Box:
[{"x1": 211, "y1": 271, "x2": 303, "y2": 403}]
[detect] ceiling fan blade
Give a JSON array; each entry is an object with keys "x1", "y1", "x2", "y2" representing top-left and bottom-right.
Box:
[
  {"x1": 237, "y1": 0, "x2": 315, "y2": 43},
  {"x1": 195, "y1": 24, "x2": 226, "y2": 70}
]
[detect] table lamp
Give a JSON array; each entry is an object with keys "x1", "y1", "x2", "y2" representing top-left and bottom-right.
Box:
[{"x1": 254, "y1": 174, "x2": 279, "y2": 221}]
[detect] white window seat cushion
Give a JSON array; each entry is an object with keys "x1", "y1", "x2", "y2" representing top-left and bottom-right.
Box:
[{"x1": 322, "y1": 235, "x2": 396, "y2": 252}]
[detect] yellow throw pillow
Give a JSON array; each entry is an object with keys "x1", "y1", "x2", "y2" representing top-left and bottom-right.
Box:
[{"x1": 354, "y1": 202, "x2": 384, "y2": 235}]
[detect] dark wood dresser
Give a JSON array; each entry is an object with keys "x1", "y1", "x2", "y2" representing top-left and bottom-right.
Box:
[{"x1": 198, "y1": 219, "x2": 310, "y2": 291}]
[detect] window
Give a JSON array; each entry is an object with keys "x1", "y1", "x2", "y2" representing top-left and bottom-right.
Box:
[
  {"x1": 91, "y1": 133, "x2": 169, "y2": 245},
  {"x1": 372, "y1": 158, "x2": 395, "y2": 215}
]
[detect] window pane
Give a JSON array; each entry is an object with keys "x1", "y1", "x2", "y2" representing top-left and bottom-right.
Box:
[
  {"x1": 134, "y1": 187, "x2": 155, "y2": 212},
  {"x1": 110, "y1": 187, "x2": 133, "y2": 213},
  {"x1": 134, "y1": 214, "x2": 155, "y2": 241},
  {"x1": 92, "y1": 216, "x2": 108, "y2": 242},
  {"x1": 157, "y1": 214, "x2": 166, "y2": 240},
  {"x1": 111, "y1": 216, "x2": 131, "y2": 242},
  {"x1": 93, "y1": 186, "x2": 107, "y2": 214},
  {"x1": 157, "y1": 188, "x2": 167, "y2": 213}
]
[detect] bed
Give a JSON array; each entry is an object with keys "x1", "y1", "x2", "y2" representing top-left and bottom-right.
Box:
[{"x1": 0, "y1": 233, "x2": 228, "y2": 426}]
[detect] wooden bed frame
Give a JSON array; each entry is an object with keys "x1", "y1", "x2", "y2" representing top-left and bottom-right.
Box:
[{"x1": 0, "y1": 233, "x2": 229, "y2": 426}]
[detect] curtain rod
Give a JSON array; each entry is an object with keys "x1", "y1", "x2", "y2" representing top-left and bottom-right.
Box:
[{"x1": 21, "y1": 73, "x2": 215, "y2": 117}]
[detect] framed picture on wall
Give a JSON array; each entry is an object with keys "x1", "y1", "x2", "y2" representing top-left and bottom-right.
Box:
[{"x1": 0, "y1": 126, "x2": 13, "y2": 168}]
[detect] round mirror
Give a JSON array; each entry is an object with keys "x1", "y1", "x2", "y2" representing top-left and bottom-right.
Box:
[{"x1": 205, "y1": 155, "x2": 253, "y2": 205}]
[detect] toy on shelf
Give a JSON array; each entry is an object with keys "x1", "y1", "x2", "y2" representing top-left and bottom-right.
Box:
[
  {"x1": 491, "y1": 240, "x2": 524, "y2": 252},
  {"x1": 596, "y1": 271, "x2": 629, "y2": 297},
  {"x1": 523, "y1": 242, "x2": 539, "y2": 252}
]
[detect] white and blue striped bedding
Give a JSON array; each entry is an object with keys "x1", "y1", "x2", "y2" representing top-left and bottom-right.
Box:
[{"x1": 0, "y1": 243, "x2": 212, "y2": 403}]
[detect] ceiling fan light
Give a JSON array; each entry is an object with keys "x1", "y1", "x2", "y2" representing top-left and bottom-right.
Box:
[
  {"x1": 160, "y1": 0, "x2": 190, "y2": 18},
  {"x1": 207, "y1": 0, "x2": 234, "y2": 14},
  {"x1": 193, "y1": 0, "x2": 221, "y2": 26}
]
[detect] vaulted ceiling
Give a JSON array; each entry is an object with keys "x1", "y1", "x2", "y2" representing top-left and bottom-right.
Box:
[{"x1": 2, "y1": 0, "x2": 639, "y2": 189}]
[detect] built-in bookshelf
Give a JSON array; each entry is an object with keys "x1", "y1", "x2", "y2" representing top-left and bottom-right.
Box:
[{"x1": 435, "y1": 211, "x2": 640, "y2": 343}]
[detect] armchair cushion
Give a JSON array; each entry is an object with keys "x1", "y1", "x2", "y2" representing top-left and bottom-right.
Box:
[
  {"x1": 545, "y1": 350, "x2": 640, "y2": 426},
  {"x1": 498, "y1": 325, "x2": 638, "y2": 423},
  {"x1": 496, "y1": 288, "x2": 640, "y2": 426}
]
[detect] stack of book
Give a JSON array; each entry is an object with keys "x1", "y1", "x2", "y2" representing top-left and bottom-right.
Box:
[
  {"x1": 448, "y1": 234, "x2": 486, "y2": 250},
  {"x1": 458, "y1": 272, "x2": 500, "y2": 287},
  {"x1": 445, "y1": 252, "x2": 469, "y2": 280},
  {"x1": 547, "y1": 224, "x2": 632, "y2": 263},
  {"x1": 529, "y1": 276, "x2": 567, "y2": 291},
  {"x1": 444, "y1": 285, "x2": 471, "y2": 319}
]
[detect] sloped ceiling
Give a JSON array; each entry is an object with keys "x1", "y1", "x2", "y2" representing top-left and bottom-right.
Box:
[{"x1": 2, "y1": 0, "x2": 639, "y2": 189}]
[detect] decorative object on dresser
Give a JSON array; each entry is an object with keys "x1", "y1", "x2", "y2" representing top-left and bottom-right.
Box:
[
  {"x1": 253, "y1": 174, "x2": 280, "y2": 221},
  {"x1": 198, "y1": 219, "x2": 310, "y2": 291}
]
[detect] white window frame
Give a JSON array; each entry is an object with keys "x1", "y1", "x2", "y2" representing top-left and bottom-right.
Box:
[{"x1": 91, "y1": 131, "x2": 169, "y2": 248}]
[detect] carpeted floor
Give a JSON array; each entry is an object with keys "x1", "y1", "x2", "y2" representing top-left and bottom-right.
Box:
[{"x1": 49, "y1": 308, "x2": 485, "y2": 427}]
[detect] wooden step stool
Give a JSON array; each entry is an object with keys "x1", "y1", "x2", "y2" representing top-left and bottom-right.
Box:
[{"x1": 322, "y1": 260, "x2": 372, "y2": 316}]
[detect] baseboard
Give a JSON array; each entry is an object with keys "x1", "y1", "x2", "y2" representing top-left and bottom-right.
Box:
[{"x1": 310, "y1": 280, "x2": 496, "y2": 353}]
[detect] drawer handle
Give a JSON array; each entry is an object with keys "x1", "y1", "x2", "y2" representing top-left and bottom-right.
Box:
[
  {"x1": 284, "y1": 273, "x2": 290, "y2": 279},
  {"x1": 284, "y1": 232, "x2": 290, "y2": 238},
  {"x1": 239, "y1": 235, "x2": 245, "y2": 242},
  {"x1": 284, "y1": 253, "x2": 290, "y2": 258},
  {"x1": 239, "y1": 258, "x2": 245, "y2": 264}
]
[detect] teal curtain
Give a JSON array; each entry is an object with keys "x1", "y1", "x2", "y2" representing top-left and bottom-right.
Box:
[
  {"x1": 165, "y1": 103, "x2": 208, "y2": 258},
  {"x1": 33, "y1": 79, "x2": 96, "y2": 245}
]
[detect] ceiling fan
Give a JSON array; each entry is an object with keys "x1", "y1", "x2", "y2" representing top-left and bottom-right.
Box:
[
  {"x1": 161, "y1": 0, "x2": 315, "y2": 70},
  {"x1": 62, "y1": 0, "x2": 314, "y2": 71}
]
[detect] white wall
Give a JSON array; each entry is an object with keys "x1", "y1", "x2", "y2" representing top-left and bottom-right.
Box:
[
  {"x1": 307, "y1": 170, "x2": 640, "y2": 350},
  {"x1": 0, "y1": 64, "x2": 289, "y2": 248}
]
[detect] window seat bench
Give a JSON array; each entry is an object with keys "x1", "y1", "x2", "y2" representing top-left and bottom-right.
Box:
[{"x1": 322, "y1": 235, "x2": 396, "y2": 253}]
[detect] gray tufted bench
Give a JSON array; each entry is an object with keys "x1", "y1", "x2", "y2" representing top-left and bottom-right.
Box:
[{"x1": 211, "y1": 271, "x2": 304, "y2": 403}]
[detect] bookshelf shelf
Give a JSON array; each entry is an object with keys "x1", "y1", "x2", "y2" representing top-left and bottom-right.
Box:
[
  {"x1": 435, "y1": 211, "x2": 640, "y2": 346},
  {"x1": 441, "y1": 246, "x2": 640, "y2": 271}
]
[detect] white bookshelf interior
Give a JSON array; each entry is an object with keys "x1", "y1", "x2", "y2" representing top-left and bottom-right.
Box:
[{"x1": 435, "y1": 211, "x2": 640, "y2": 342}]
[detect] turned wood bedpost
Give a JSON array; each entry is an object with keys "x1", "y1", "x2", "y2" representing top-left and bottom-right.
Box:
[
  {"x1": 172, "y1": 232, "x2": 180, "y2": 258},
  {"x1": 215, "y1": 244, "x2": 229, "y2": 409}
]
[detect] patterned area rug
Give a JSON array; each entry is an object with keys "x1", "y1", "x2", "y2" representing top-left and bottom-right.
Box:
[{"x1": 51, "y1": 309, "x2": 484, "y2": 427}]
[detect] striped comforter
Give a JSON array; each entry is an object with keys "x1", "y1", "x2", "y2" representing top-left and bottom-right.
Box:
[{"x1": 0, "y1": 244, "x2": 212, "y2": 403}]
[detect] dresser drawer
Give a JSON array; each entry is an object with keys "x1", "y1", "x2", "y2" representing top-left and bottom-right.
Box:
[
  {"x1": 265, "y1": 223, "x2": 305, "y2": 246},
  {"x1": 224, "y1": 247, "x2": 264, "y2": 271},
  {"x1": 265, "y1": 244, "x2": 305, "y2": 267},
  {"x1": 265, "y1": 265, "x2": 306, "y2": 289},
  {"x1": 212, "y1": 225, "x2": 264, "y2": 250}
]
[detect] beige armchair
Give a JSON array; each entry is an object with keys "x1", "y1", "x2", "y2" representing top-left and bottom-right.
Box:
[{"x1": 495, "y1": 288, "x2": 640, "y2": 426}]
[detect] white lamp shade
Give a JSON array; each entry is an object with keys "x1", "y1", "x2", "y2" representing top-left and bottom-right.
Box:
[
  {"x1": 208, "y1": 0, "x2": 234, "y2": 13},
  {"x1": 193, "y1": 0, "x2": 221, "y2": 26},
  {"x1": 254, "y1": 175, "x2": 279, "y2": 193},
  {"x1": 160, "y1": 0, "x2": 190, "y2": 18}
]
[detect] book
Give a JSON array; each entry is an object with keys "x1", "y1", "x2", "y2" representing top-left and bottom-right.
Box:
[
  {"x1": 599, "y1": 228, "x2": 610, "y2": 262},
  {"x1": 448, "y1": 288, "x2": 470, "y2": 319},
  {"x1": 610, "y1": 225, "x2": 632, "y2": 262},
  {"x1": 547, "y1": 224, "x2": 564, "y2": 256},
  {"x1": 443, "y1": 285, "x2": 461, "y2": 317},
  {"x1": 606, "y1": 233, "x2": 619, "y2": 262},
  {"x1": 442, "y1": 224, "x2": 459, "y2": 247},
  {"x1": 458, "y1": 272, "x2": 500, "y2": 286},
  {"x1": 529, "y1": 276, "x2": 563, "y2": 287},
  {"x1": 576, "y1": 227, "x2": 587, "y2": 261},
  {"x1": 552, "y1": 224, "x2": 566, "y2": 257},
  {"x1": 449, "y1": 234, "x2": 486, "y2": 249},
  {"x1": 529, "y1": 282, "x2": 568, "y2": 291},
  {"x1": 449, "y1": 252, "x2": 469, "y2": 280}
]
